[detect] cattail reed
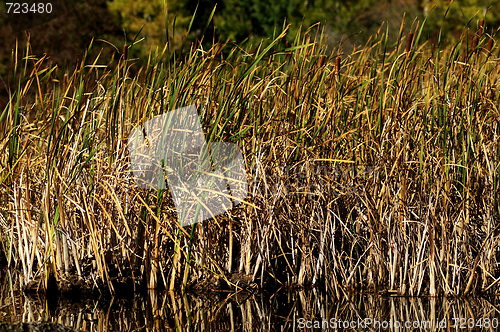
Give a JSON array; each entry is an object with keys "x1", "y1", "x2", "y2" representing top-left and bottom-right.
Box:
[
  {"x1": 318, "y1": 55, "x2": 326, "y2": 68},
  {"x1": 488, "y1": 38, "x2": 494, "y2": 54},
  {"x1": 335, "y1": 55, "x2": 340, "y2": 76},
  {"x1": 123, "y1": 44, "x2": 128, "y2": 60},
  {"x1": 472, "y1": 36, "x2": 479, "y2": 51},
  {"x1": 405, "y1": 32, "x2": 413, "y2": 52},
  {"x1": 478, "y1": 19, "x2": 484, "y2": 38}
]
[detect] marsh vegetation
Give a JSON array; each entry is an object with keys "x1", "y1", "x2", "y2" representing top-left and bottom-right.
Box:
[{"x1": 1, "y1": 16, "x2": 500, "y2": 299}]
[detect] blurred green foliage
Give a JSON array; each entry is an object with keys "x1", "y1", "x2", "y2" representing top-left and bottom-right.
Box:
[
  {"x1": 423, "y1": 0, "x2": 500, "y2": 44},
  {"x1": 102, "y1": 0, "x2": 500, "y2": 57},
  {"x1": 1, "y1": 0, "x2": 499, "y2": 80},
  {"x1": 106, "y1": 0, "x2": 191, "y2": 59}
]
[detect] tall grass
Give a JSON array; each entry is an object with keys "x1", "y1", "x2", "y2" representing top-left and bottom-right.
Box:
[{"x1": 1, "y1": 16, "x2": 500, "y2": 297}]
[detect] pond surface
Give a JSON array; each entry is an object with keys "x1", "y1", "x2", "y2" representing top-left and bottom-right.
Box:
[{"x1": 1, "y1": 268, "x2": 500, "y2": 331}]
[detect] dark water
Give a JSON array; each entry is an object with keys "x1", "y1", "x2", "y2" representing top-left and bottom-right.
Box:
[{"x1": 1, "y1": 269, "x2": 500, "y2": 331}]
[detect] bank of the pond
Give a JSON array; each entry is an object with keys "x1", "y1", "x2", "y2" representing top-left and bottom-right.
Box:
[
  {"x1": 2, "y1": 267, "x2": 500, "y2": 332},
  {"x1": 20, "y1": 263, "x2": 268, "y2": 299}
]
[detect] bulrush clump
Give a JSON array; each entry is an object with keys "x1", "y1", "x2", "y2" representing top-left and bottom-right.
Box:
[{"x1": 1, "y1": 16, "x2": 500, "y2": 299}]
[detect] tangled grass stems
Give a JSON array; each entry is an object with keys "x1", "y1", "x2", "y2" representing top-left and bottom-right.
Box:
[{"x1": 0, "y1": 17, "x2": 500, "y2": 297}]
